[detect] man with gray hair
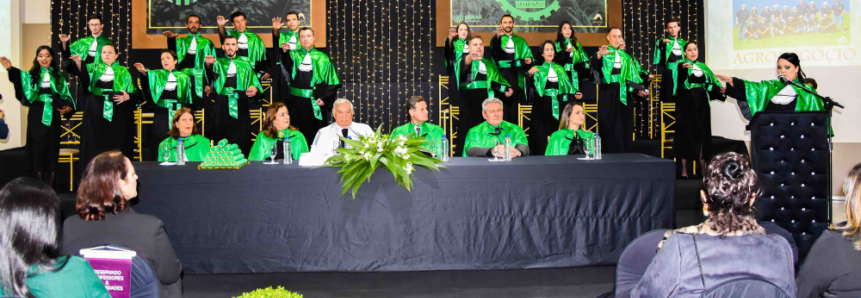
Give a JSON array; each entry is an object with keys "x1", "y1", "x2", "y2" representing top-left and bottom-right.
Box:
[
  {"x1": 462, "y1": 98, "x2": 529, "y2": 157},
  {"x1": 311, "y1": 98, "x2": 374, "y2": 154}
]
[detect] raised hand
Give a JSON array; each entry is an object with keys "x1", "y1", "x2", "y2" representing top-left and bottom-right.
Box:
[
  {"x1": 70, "y1": 55, "x2": 83, "y2": 64},
  {"x1": 566, "y1": 47, "x2": 575, "y2": 52},
  {"x1": 504, "y1": 88, "x2": 514, "y2": 97},
  {"x1": 162, "y1": 31, "x2": 179, "y2": 38},
  {"x1": 205, "y1": 55, "x2": 216, "y2": 65},
  {"x1": 662, "y1": 38, "x2": 670, "y2": 44},
  {"x1": 59, "y1": 34, "x2": 71, "y2": 43},
  {"x1": 281, "y1": 42, "x2": 290, "y2": 53},
  {"x1": 496, "y1": 28, "x2": 505, "y2": 37},
  {"x1": 524, "y1": 57, "x2": 532, "y2": 65},
  {"x1": 272, "y1": 17, "x2": 283, "y2": 30},
  {"x1": 0, "y1": 57, "x2": 12, "y2": 70},
  {"x1": 528, "y1": 66, "x2": 539, "y2": 76},
  {"x1": 448, "y1": 28, "x2": 457, "y2": 40},
  {"x1": 597, "y1": 45, "x2": 611, "y2": 57},
  {"x1": 216, "y1": 16, "x2": 228, "y2": 27},
  {"x1": 133, "y1": 63, "x2": 147, "y2": 74},
  {"x1": 682, "y1": 63, "x2": 692, "y2": 69},
  {"x1": 619, "y1": 42, "x2": 626, "y2": 50},
  {"x1": 246, "y1": 86, "x2": 258, "y2": 97}
]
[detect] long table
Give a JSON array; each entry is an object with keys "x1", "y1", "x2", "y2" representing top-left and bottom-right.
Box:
[{"x1": 133, "y1": 154, "x2": 674, "y2": 273}]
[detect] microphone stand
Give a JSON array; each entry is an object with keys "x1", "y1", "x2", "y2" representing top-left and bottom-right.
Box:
[{"x1": 782, "y1": 76, "x2": 844, "y2": 223}]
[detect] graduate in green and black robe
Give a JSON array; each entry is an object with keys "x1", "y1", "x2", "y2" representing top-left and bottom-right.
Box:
[
  {"x1": 654, "y1": 19, "x2": 687, "y2": 103},
  {"x1": 546, "y1": 102, "x2": 595, "y2": 156},
  {"x1": 443, "y1": 22, "x2": 471, "y2": 121},
  {"x1": 164, "y1": 15, "x2": 217, "y2": 103},
  {"x1": 591, "y1": 28, "x2": 651, "y2": 153},
  {"x1": 58, "y1": 15, "x2": 113, "y2": 67},
  {"x1": 390, "y1": 96, "x2": 446, "y2": 153},
  {"x1": 490, "y1": 15, "x2": 534, "y2": 122},
  {"x1": 278, "y1": 27, "x2": 342, "y2": 143},
  {"x1": 205, "y1": 36, "x2": 263, "y2": 155},
  {"x1": 453, "y1": 36, "x2": 513, "y2": 156},
  {"x1": 248, "y1": 102, "x2": 309, "y2": 161},
  {"x1": 217, "y1": 12, "x2": 270, "y2": 80},
  {"x1": 270, "y1": 12, "x2": 303, "y2": 107},
  {"x1": 527, "y1": 41, "x2": 579, "y2": 155},
  {"x1": 69, "y1": 44, "x2": 139, "y2": 167},
  {"x1": 463, "y1": 98, "x2": 529, "y2": 157},
  {"x1": 157, "y1": 108, "x2": 211, "y2": 162},
  {"x1": 134, "y1": 50, "x2": 194, "y2": 161},
  {"x1": 554, "y1": 22, "x2": 591, "y2": 92},
  {"x1": 668, "y1": 43, "x2": 725, "y2": 177},
  {"x1": 1, "y1": 47, "x2": 74, "y2": 185}
]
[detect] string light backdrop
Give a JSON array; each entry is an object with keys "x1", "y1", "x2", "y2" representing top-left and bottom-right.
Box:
[
  {"x1": 52, "y1": 0, "x2": 133, "y2": 66},
  {"x1": 329, "y1": 0, "x2": 435, "y2": 133}
]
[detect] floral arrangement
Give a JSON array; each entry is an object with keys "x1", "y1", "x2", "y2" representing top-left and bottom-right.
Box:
[
  {"x1": 320, "y1": 126, "x2": 444, "y2": 198},
  {"x1": 233, "y1": 286, "x2": 302, "y2": 298}
]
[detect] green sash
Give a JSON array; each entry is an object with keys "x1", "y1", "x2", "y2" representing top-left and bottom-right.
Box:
[
  {"x1": 212, "y1": 58, "x2": 263, "y2": 119},
  {"x1": 668, "y1": 59, "x2": 722, "y2": 105},
  {"x1": 554, "y1": 39, "x2": 589, "y2": 90},
  {"x1": 290, "y1": 87, "x2": 322, "y2": 120},
  {"x1": 225, "y1": 30, "x2": 267, "y2": 69},
  {"x1": 531, "y1": 62, "x2": 575, "y2": 120},
  {"x1": 18, "y1": 67, "x2": 74, "y2": 126},
  {"x1": 69, "y1": 35, "x2": 113, "y2": 62},
  {"x1": 445, "y1": 37, "x2": 468, "y2": 69},
  {"x1": 452, "y1": 57, "x2": 511, "y2": 99},
  {"x1": 99, "y1": 89, "x2": 115, "y2": 122},
  {"x1": 653, "y1": 35, "x2": 687, "y2": 65},
  {"x1": 598, "y1": 46, "x2": 647, "y2": 105},
  {"x1": 87, "y1": 62, "x2": 137, "y2": 122},
  {"x1": 495, "y1": 34, "x2": 533, "y2": 89}
]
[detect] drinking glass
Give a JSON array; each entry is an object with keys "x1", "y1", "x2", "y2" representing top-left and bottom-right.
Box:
[
  {"x1": 162, "y1": 142, "x2": 172, "y2": 163},
  {"x1": 268, "y1": 144, "x2": 277, "y2": 164}
]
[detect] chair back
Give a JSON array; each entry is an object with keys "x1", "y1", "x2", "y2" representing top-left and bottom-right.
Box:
[{"x1": 613, "y1": 229, "x2": 670, "y2": 297}]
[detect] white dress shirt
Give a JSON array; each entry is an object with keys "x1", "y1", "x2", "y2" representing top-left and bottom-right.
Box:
[{"x1": 311, "y1": 122, "x2": 375, "y2": 154}]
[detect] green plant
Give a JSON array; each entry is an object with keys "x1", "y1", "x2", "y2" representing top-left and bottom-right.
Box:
[
  {"x1": 233, "y1": 286, "x2": 302, "y2": 298},
  {"x1": 319, "y1": 126, "x2": 444, "y2": 198}
]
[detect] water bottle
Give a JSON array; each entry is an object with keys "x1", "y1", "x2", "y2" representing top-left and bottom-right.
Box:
[
  {"x1": 283, "y1": 137, "x2": 292, "y2": 164},
  {"x1": 504, "y1": 134, "x2": 512, "y2": 161},
  {"x1": 594, "y1": 133, "x2": 602, "y2": 160},
  {"x1": 440, "y1": 135, "x2": 450, "y2": 162},
  {"x1": 176, "y1": 138, "x2": 186, "y2": 165}
]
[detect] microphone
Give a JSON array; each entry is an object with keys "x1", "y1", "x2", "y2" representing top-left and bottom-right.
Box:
[{"x1": 777, "y1": 74, "x2": 787, "y2": 84}]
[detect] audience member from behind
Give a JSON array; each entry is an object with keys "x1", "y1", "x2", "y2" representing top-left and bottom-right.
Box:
[
  {"x1": 796, "y1": 163, "x2": 861, "y2": 298},
  {"x1": 629, "y1": 152, "x2": 795, "y2": 297},
  {"x1": 0, "y1": 177, "x2": 110, "y2": 298},
  {"x1": 61, "y1": 151, "x2": 183, "y2": 298}
]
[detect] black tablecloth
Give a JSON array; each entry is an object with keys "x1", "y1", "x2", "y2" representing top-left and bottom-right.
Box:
[{"x1": 133, "y1": 154, "x2": 674, "y2": 273}]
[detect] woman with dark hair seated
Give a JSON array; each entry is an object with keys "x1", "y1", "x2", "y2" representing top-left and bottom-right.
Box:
[
  {"x1": 629, "y1": 152, "x2": 795, "y2": 297},
  {"x1": 61, "y1": 151, "x2": 183, "y2": 298},
  {"x1": 0, "y1": 177, "x2": 110, "y2": 298},
  {"x1": 157, "y1": 107, "x2": 210, "y2": 162},
  {"x1": 248, "y1": 102, "x2": 309, "y2": 161},
  {"x1": 796, "y1": 163, "x2": 861, "y2": 298}
]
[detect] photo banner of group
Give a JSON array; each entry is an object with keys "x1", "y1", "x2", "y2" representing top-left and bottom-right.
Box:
[
  {"x1": 734, "y1": 0, "x2": 850, "y2": 50},
  {"x1": 450, "y1": 0, "x2": 609, "y2": 33}
]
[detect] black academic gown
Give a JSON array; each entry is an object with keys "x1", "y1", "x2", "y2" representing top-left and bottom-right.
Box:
[
  {"x1": 205, "y1": 73, "x2": 256, "y2": 156},
  {"x1": 8, "y1": 69, "x2": 73, "y2": 172},
  {"x1": 74, "y1": 61, "x2": 139, "y2": 167},
  {"x1": 278, "y1": 50, "x2": 340, "y2": 143},
  {"x1": 489, "y1": 35, "x2": 529, "y2": 122},
  {"x1": 657, "y1": 44, "x2": 683, "y2": 103},
  {"x1": 590, "y1": 56, "x2": 648, "y2": 154},
  {"x1": 453, "y1": 59, "x2": 508, "y2": 157},
  {"x1": 140, "y1": 82, "x2": 191, "y2": 161},
  {"x1": 526, "y1": 78, "x2": 560, "y2": 156},
  {"x1": 672, "y1": 65, "x2": 725, "y2": 160}
]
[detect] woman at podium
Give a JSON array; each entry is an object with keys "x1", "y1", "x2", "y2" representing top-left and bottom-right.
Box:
[{"x1": 715, "y1": 53, "x2": 824, "y2": 121}]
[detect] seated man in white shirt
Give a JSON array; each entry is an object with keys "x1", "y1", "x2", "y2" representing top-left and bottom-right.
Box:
[{"x1": 310, "y1": 98, "x2": 374, "y2": 154}]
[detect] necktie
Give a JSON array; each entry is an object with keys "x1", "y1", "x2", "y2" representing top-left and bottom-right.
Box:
[{"x1": 341, "y1": 128, "x2": 349, "y2": 148}]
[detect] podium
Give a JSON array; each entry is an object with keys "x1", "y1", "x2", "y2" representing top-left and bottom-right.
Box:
[{"x1": 747, "y1": 111, "x2": 831, "y2": 259}]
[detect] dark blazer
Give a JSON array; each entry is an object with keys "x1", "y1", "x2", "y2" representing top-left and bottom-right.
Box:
[
  {"x1": 796, "y1": 229, "x2": 861, "y2": 298},
  {"x1": 61, "y1": 209, "x2": 183, "y2": 298}
]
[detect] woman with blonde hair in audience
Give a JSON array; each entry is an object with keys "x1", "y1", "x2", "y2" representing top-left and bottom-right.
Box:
[
  {"x1": 629, "y1": 152, "x2": 795, "y2": 297},
  {"x1": 797, "y1": 163, "x2": 861, "y2": 297},
  {"x1": 61, "y1": 151, "x2": 183, "y2": 298},
  {"x1": 0, "y1": 177, "x2": 110, "y2": 298}
]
